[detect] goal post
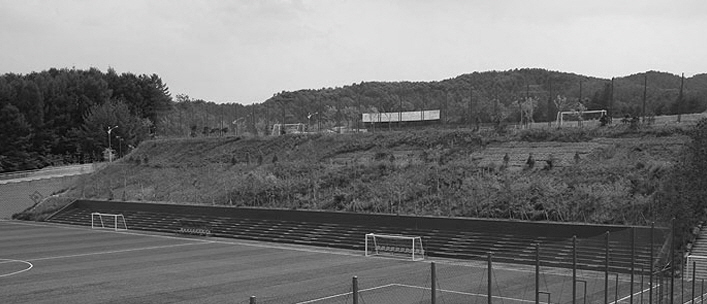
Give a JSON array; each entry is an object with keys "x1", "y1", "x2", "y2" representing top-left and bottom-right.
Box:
[
  {"x1": 686, "y1": 255, "x2": 707, "y2": 280},
  {"x1": 365, "y1": 233, "x2": 424, "y2": 261},
  {"x1": 91, "y1": 212, "x2": 128, "y2": 231}
]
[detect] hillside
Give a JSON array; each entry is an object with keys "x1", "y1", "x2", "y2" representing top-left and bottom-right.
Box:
[
  {"x1": 163, "y1": 68, "x2": 707, "y2": 139},
  {"x1": 20, "y1": 120, "x2": 703, "y2": 229}
]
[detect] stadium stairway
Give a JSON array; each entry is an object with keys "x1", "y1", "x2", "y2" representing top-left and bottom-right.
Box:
[
  {"x1": 47, "y1": 203, "x2": 662, "y2": 274},
  {"x1": 686, "y1": 225, "x2": 707, "y2": 280}
]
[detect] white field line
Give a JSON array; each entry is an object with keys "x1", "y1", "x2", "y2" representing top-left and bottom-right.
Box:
[
  {"x1": 25, "y1": 242, "x2": 205, "y2": 262},
  {"x1": 610, "y1": 285, "x2": 659, "y2": 304},
  {"x1": 295, "y1": 284, "x2": 397, "y2": 304},
  {"x1": 394, "y1": 283, "x2": 536, "y2": 303},
  {"x1": 0, "y1": 219, "x2": 625, "y2": 280},
  {"x1": 0, "y1": 259, "x2": 33, "y2": 278}
]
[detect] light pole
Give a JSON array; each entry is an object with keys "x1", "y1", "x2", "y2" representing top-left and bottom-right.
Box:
[{"x1": 107, "y1": 125, "x2": 118, "y2": 162}]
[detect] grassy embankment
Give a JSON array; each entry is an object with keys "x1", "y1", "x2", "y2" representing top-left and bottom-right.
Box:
[{"x1": 16, "y1": 122, "x2": 695, "y2": 228}]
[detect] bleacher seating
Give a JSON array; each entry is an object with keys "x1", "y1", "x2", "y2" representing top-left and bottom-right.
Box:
[{"x1": 48, "y1": 204, "x2": 663, "y2": 274}]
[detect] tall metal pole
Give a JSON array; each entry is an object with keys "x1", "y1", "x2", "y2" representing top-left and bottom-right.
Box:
[
  {"x1": 631, "y1": 227, "x2": 636, "y2": 304},
  {"x1": 357, "y1": 89, "x2": 361, "y2": 132},
  {"x1": 547, "y1": 78, "x2": 553, "y2": 127},
  {"x1": 692, "y1": 261, "x2": 697, "y2": 304},
  {"x1": 643, "y1": 73, "x2": 648, "y2": 123},
  {"x1": 678, "y1": 73, "x2": 684, "y2": 123},
  {"x1": 353, "y1": 276, "x2": 359, "y2": 304},
  {"x1": 431, "y1": 262, "x2": 437, "y2": 304},
  {"x1": 671, "y1": 218, "x2": 676, "y2": 304},
  {"x1": 610, "y1": 77, "x2": 614, "y2": 121},
  {"x1": 651, "y1": 222, "x2": 655, "y2": 304},
  {"x1": 573, "y1": 235, "x2": 577, "y2": 304},
  {"x1": 488, "y1": 253, "x2": 493, "y2": 304},
  {"x1": 536, "y1": 243, "x2": 540, "y2": 304},
  {"x1": 107, "y1": 125, "x2": 118, "y2": 162},
  {"x1": 605, "y1": 231, "x2": 610, "y2": 304}
]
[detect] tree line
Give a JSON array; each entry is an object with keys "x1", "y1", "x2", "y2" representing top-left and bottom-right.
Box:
[
  {"x1": 0, "y1": 68, "x2": 171, "y2": 172},
  {"x1": 162, "y1": 69, "x2": 707, "y2": 138},
  {"x1": 2, "y1": 67, "x2": 705, "y2": 172}
]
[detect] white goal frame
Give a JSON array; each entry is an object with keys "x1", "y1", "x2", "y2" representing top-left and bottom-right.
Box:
[
  {"x1": 686, "y1": 255, "x2": 707, "y2": 280},
  {"x1": 91, "y1": 212, "x2": 128, "y2": 231},
  {"x1": 365, "y1": 233, "x2": 424, "y2": 261},
  {"x1": 556, "y1": 109, "x2": 607, "y2": 127}
]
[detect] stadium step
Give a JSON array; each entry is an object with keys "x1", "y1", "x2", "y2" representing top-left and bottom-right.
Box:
[{"x1": 46, "y1": 205, "x2": 659, "y2": 273}]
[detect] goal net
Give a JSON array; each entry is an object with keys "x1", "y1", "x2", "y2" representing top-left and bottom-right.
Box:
[
  {"x1": 91, "y1": 212, "x2": 128, "y2": 231},
  {"x1": 686, "y1": 255, "x2": 707, "y2": 280},
  {"x1": 365, "y1": 233, "x2": 424, "y2": 261}
]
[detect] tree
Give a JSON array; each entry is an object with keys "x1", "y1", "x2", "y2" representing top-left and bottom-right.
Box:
[
  {"x1": 80, "y1": 99, "x2": 151, "y2": 159},
  {"x1": 0, "y1": 104, "x2": 35, "y2": 171}
]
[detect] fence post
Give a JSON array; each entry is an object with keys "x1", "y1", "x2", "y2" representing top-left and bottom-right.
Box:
[
  {"x1": 488, "y1": 253, "x2": 493, "y2": 304},
  {"x1": 693, "y1": 262, "x2": 696, "y2": 304},
  {"x1": 651, "y1": 222, "x2": 655, "y2": 304},
  {"x1": 605, "y1": 231, "x2": 610, "y2": 304},
  {"x1": 671, "y1": 218, "x2": 675, "y2": 304},
  {"x1": 249, "y1": 296, "x2": 256, "y2": 304},
  {"x1": 536, "y1": 243, "x2": 540, "y2": 304},
  {"x1": 631, "y1": 227, "x2": 635, "y2": 304},
  {"x1": 353, "y1": 276, "x2": 359, "y2": 304},
  {"x1": 431, "y1": 262, "x2": 436, "y2": 304},
  {"x1": 573, "y1": 235, "x2": 577, "y2": 304}
]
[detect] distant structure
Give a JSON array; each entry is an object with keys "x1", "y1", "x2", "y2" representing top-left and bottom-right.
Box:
[
  {"x1": 271, "y1": 123, "x2": 306, "y2": 136},
  {"x1": 362, "y1": 109, "x2": 440, "y2": 128},
  {"x1": 556, "y1": 109, "x2": 607, "y2": 128}
]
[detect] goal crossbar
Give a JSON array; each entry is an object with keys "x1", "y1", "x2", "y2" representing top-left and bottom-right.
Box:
[
  {"x1": 91, "y1": 212, "x2": 128, "y2": 231},
  {"x1": 365, "y1": 233, "x2": 424, "y2": 261}
]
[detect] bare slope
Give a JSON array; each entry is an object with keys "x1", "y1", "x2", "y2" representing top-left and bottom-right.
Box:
[{"x1": 28, "y1": 125, "x2": 688, "y2": 226}]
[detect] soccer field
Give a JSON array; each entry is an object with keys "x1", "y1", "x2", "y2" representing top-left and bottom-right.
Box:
[{"x1": 0, "y1": 220, "x2": 663, "y2": 304}]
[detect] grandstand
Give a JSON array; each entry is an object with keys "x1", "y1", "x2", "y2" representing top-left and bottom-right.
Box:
[{"x1": 47, "y1": 199, "x2": 668, "y2": 275}]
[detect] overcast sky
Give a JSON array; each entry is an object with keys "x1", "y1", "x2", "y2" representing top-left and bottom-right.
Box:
[{"x1": 1, "y1": 0, "x2": 705, "y2": 104}]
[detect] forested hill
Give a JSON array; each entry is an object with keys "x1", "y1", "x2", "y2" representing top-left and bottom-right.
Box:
[
  {"x1": 167, "y1": 69, "x2": 707, "y2": 139},
  {"x1": 2, "y1": 67, "x2": 706, "y2": 173},
  {"x1": 260, "y1": 69, "x2": 707, "y2": 127},
  {"x1": 0, "y1": 68, "x2": 171, "y2": 172}
]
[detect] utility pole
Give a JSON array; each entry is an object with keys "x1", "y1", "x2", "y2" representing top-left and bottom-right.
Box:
[
  {"x1": 547, "y1": 78, "x2": 553, "y2": 127},
  {"x1": 398, "y1": 92, "x2": 402, "y2": 129},
  {"x1": 610, "y1": 77, "x2": 614, "y2": 121},
  {"x1": 678, "y1": 73, "x2": 684, "y2": 123},
  {"x1": 357, "y1": 90, "x2": 361, "y2": 132},
  {"x1": 469, "y1": 88, "x2": 473, "y2": 128},
  {"x1": 107, "y1": 125, "x2": 118, "y2": 162},
  {"x1": 643, "y1": 74, "x2": 648, "y2": 124}
]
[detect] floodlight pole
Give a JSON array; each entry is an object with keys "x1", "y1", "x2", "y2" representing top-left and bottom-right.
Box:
[{"x1": 107, "y1": 125, "x2": 118, "y2": 162}]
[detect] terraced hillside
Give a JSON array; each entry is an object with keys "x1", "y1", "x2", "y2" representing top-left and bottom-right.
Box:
[{"x1": 17, "y1": 124, "x2": 687, "y2": 229}]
